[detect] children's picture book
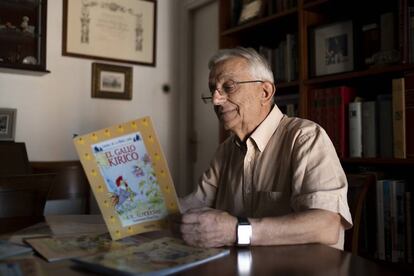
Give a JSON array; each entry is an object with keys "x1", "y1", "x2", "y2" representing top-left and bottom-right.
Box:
[
  {"x1": 0, "y1": 258, "x2": 44, "y2": 276},
  {"x1": 0, "y1": 240, "x2": 33, "y2": 259},
  {"x1": 25, "y1": 232, "x2": 150, "y2": 262},
  {"x1": 73, "y1": 117, "x2": 181, "y2": 240},
  {"x1": 72, "y1": 237, "x2": 230, "y2": 275}
]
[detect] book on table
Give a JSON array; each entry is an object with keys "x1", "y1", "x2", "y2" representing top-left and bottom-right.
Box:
[
  {"x1": 24, "y1": 232, "x2": 151, "y2": 262},
  {"x1": 73, "y1": 116, "x2": 181, "y2": 240},
  {"x1": 0, "y1": 240, "x2": 32, "y2": 259},
  {"x1": 71, "y1": 237, "x2": 230, "y2": 276}
]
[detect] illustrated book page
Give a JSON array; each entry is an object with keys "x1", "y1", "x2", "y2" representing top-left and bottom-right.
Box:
[
  {"x1": 73, "y1": 116, "x2": 181, "y2": 240},
  {"x1": 72, "y1": 237, "x2": 230, "y2": 275},
  {"x1": 25, "y1": 233, "x2": 150, "y2": 262}
]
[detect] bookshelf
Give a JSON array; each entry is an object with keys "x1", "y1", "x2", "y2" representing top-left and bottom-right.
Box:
[{"x1": 219, "y1": 0, "x2": 414, "y2": 267}]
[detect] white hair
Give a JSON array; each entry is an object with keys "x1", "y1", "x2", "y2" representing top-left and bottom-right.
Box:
[{"x1": 208, "y1": 47, "x2": 274, "y2": 83}]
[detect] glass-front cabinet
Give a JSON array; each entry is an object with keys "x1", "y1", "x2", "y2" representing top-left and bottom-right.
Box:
[{"x1": 0, "y1": 0, "x2": 48, "y2": 72}]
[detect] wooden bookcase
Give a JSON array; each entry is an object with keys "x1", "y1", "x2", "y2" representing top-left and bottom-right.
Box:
[{"x1": 219, "y1": 0, "x2": 414, "y2": 267}]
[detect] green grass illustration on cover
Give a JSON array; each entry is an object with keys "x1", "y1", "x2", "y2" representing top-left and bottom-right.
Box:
[{"x1": 73, "y1": 117, "x2": 180, "y2": 240}]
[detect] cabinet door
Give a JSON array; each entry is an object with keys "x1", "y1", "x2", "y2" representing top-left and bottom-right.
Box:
[{"x1": 0, "y1": 0, "x2": 48, "y2": 72}]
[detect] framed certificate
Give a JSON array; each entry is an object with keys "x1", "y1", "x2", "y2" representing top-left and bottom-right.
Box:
[
  {"x1": 63, "y1": 0, "x2": 157, "y2": 66},
  {"x1": 73, "y1": 117, "x2": 180, "y2": 240}
]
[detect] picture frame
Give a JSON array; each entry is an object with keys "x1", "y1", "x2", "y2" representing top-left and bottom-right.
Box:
[
  {"x1": 62, "y1": 0, "x2": 157, "y2": 66},
  {"x1": 238, "y1": 0, "x2": 264, "y2": 24},
  {"x1": 0, "y1": 108, "x2": 17, "y2": 141},
  {"x1": 311, "y1": 20, "x2": 354, "y2": 76},
  {"x1": 92, "y1": 63, "x2": 133, "y2": 100}
]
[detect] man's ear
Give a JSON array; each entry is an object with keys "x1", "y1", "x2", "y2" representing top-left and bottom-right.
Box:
[{"x1": 261, "y1": 81, "x2": 275, "y2": 104}]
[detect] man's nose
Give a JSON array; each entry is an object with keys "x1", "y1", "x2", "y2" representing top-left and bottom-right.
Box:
[{"x1": 212, "y1": 90, "x2": 227, "y2": 105}]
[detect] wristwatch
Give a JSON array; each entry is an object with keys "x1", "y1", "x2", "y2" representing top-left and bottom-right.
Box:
[{"x1": 236, "y1": 217, "x2": 252, "y2": 246}]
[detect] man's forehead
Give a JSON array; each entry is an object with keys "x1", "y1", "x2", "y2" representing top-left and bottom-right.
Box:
[{"x1": 209, "y1": 57, "x2": 249, "y2": 81}]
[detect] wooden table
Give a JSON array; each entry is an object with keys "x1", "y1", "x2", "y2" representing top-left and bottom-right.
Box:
[{"x1": 1, "y1": 215, "x2": 403, "y2": 275}]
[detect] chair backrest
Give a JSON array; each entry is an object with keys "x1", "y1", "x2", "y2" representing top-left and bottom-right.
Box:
[
  {"x1": 0, "y1": 142, "x2": 31, "y2": 175},
  {"x1": 344, "y1": 172, "x2": 376, "y2": 254},
  {"x1": 30, "y1": 161, "x2": 91, "y2": 214},
  {"x1": 0, "y1": 173, "x2": 55, "y2": 234}
]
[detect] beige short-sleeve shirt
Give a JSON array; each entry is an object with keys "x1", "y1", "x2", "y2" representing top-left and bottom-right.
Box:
[{"x1": 189, "y1": 105, "x2": 353, "y2": 249}]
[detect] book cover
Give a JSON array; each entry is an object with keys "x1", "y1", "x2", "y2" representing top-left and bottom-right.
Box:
[
  {"x1": 72, "y1": 237, "x2": 230, "y2": 276},
  {"x1": 73, "y1": 117, "x2": 181, "y2": 240},
  {"x1": 25, "y1": 232, "x2": 149, "y2": 262},
  {"x1": 0, "y1": 240, "x2": 32, "y2": 259}
]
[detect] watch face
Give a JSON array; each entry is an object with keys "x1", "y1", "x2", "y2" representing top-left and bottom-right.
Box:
[{"x1": 237, "y1": 224, "x2": 252, "y2": 245}]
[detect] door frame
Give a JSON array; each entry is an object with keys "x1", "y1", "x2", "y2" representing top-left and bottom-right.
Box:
[{"x1": 177, "y1": 0, "x2": 216, "y2": 196}]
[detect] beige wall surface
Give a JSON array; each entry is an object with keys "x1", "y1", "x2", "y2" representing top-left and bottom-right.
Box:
[{"x1": 0, "y1": 1, "x2": 181, "y2": 188}]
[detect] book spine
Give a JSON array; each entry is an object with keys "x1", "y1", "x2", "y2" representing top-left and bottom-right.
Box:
[
  {"x1": 362, "y1": 101, "x2": 377, "y2": 157},
  {"x1": 377, "y1": 180, "x2": 386, "y2": 260},
  {"x1": 339, "y1": 86, "x2": 356, "y2": 158},
  {"x1": 392, "y1": 78, "x2": 406, "y2": 158},
  {"x1": 377, "y1": 95, "x2": 394, "y2": 158},
  {"x1": 409, "y1": 6, "x2": 414, "y2": 63},
  {"x1": 404, "y1": 72, "x2": 414, "y2": 158},
  {"x1": 349, "y1": 101, "x2": 363, "y2": 157},
  {"x1": 383, "y1": 180, "x2": 392, "y2": 261},
  {"x1": 406, "y1": 192, "x2": 413, "y2": 263},
  {"x1": 399, "y1": 0, "x2": 409, "y2": 63},
  {"x1": 396, "y1": 181, "x2": 406, "y2": 263}
]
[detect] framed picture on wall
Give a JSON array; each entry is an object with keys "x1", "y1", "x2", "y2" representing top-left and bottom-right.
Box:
[
  {"x1": 0, "y1": 108, "x2": 17, "y2": 141},
  {"x1": 62, "y1": 0, "x2": 157, "y2": 66},
  {"x1": 311, "y1": 20, "x2": 354, "y2": 76},
  {"x1": 92, "y1": 63, "x2": 133, "y2": 100}
]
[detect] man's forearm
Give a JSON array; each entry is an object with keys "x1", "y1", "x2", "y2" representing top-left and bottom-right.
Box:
[{"x1": 249, "y1": 209, "x2": 341, "y2": 246}]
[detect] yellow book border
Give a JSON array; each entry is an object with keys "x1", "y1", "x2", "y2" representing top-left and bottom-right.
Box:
[{"x1": 73, "y1": 117, "x2": 180, "y2": 240}]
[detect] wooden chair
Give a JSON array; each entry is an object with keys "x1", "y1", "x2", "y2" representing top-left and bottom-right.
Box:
[
  {"x1": 344, "y1": 173, "x2": 376, "y2": 254},
  {"x1": 0, "y1": 174, "x2": 55, "y2": 234},
  {"x1": 0, "y1": 142, "x2": 31, "y2": 175},
  {"x1": 31, "y1": 161, "x2": 91, "y2": 214}
]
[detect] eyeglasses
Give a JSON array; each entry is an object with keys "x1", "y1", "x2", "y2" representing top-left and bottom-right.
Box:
[{"x1": 201, "y1": 80, "x2": 264, "y2": 104}]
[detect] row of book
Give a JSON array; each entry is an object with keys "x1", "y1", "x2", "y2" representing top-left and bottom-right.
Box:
[
  {"x1": 308, "y1": 74, "x2": 414, "y2": 159},
  {"x1": 259, "y1": 33, "x2": 298, "y2": 84},
  {"x1": 348, "y1": 172, "x2": 413, "y2": 263}
]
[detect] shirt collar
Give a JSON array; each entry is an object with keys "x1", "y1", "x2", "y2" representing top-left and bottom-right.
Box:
[{"x1": 250, "y1": 105, "x2": 284, "y2": 152}]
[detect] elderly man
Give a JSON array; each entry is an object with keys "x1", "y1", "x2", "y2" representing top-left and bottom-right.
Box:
[{"x1": 178, "y1": 47, "x2": 352, "y2": 249}]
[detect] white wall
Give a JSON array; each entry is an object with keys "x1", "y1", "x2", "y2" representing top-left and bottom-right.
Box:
[{"x1": 0, "y1": 1, "x2": 183, "y2": 192}]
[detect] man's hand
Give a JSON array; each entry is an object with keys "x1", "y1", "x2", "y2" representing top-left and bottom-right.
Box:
[{"x1": 179, "y1": 207, "x2": 237, "y2": 248}]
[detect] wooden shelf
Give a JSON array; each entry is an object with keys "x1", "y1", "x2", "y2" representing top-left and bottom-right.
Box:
[
  {"x1": 221, "y1": 8, "x2": 298, "y2": 37},
  {"x1": 341, "y1": 158, "x2": 414, "y2": 166},
  {"x1": 305, "y1": 64, "x2": 414, "y2": 85}
]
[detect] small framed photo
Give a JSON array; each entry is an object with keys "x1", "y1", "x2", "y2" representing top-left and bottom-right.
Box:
[
  {"x1": 312, "y1": 20, "x2": 354, "y2": 76},
  {"x1": 92, "y1": 63, "x2": 133, "y2": 100},
  {"x1": 238, "y1": 0, "x2": 264, "y2": 24},
  {"x1": 0, "y1": 108, "x2": 17, "y2": 141}
]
